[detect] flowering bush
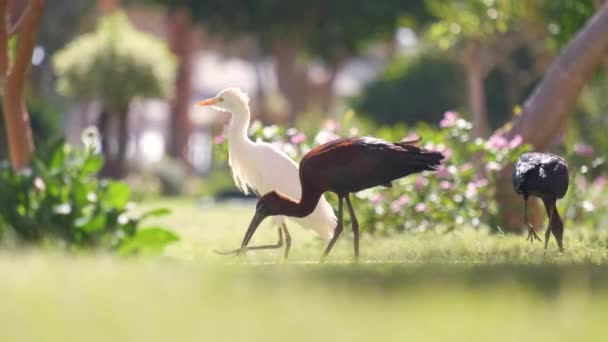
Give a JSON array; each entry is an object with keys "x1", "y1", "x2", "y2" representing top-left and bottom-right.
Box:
[
  {"x1": 559, "y1": 140, "x2": 607, "y2": 229},
  {"x1": 213, "y1": 111, "x2": 532, "y2": 234}
]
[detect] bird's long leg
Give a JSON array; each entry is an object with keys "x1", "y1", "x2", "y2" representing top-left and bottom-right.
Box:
[
  {"x1": 320, "y1": 196, "x2": 344, "y2": 263},
  {"x1": 344, "y1": 195, "x2": 359, "y2": 262},
  {"x1": 542, "y1": 197, "x2": 553, "y2": 250},
  {"x1": 549, "y1": 199, "x2": 564, "y2": 252},
  {"x1": 213, "y1": 225, "x2": 284, "y2": 256},
  {"x1": 524, "y1": 196, "x2": 541, "y2": 243},
  {"x1": 282, "y1": 223, "x2": 292, "y2": 260}
]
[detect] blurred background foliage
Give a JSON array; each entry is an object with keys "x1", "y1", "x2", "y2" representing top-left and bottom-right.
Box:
[{"x1": 0, "y1": 0, "x2": 607, "y2": 249}]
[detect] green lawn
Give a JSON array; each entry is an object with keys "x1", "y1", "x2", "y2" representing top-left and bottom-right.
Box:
[{"x1": 2, "y1": 199, "x2": 608, "y2": 341}]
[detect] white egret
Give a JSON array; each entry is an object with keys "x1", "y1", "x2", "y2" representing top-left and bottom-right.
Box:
[{"x1": 196, "y1": 88, "x2": 336, "y2": 258}]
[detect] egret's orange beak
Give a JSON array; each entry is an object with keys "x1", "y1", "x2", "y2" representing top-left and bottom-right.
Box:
[{"x1": 196, "y1": 97, "x2": 222, "y2": 107}]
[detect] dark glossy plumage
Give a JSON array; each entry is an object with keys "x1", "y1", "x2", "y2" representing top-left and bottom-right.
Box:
[
  {"x1": 301, "y1": 137, "x2": 444, "y2": 196},
  {"x1": 513, "y1": 152, "x2": 569, "y2": 199}
]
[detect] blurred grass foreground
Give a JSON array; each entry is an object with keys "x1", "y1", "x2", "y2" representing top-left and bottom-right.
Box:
[{"x1": 2, "y1": 200, "x2": 608, "y2": 342}]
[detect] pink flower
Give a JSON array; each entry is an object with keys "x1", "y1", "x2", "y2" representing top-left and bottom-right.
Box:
[
  {"x1": 436, "y1": 166, "x2": 451, "y2": 178},
  {"x1": 440, "y1": 180, "x2": 452, "y2": 190},
  {"x1": 324, "y1": 120, "x2": 340, "y2": 132},
  {"x1": 314, "y1": 131, "x2": 340, "y2": 145},
  {"x1": 574, "y1": 143, "x2": 593, "y2": 157},
  {"x1": 415, "y1": 203, "x2": 427, "y2": 213},
  {"x1": 371, "y1": 194, "x2": 384, "y2": 205},
  {"x1": 509, "y1": 135, "x2": 523, "y2": 149},
  {"x1": 593, "y1": 176, "x2": 606, "y2": 188},
  {"x1": 487, "y1": 135, "x2": 508, "y2": 149},
  {"x1": 474, "y1": 178, "x2": 488, "y2": 188},
  {"x1": 213, "y1": 134, "x2": 225, "y2": 144},
  {"x1": 465, "y1": 183, "x2": 478, "y2": 199},
  {"x1": 290, "y1": 132, "x2": 307, "y2": 145},
  {"x1": 390, "y1": 195, "x2": 410, "y2": 213},
  {"x1": 441, "y1": 148, "x2": 453, "y2": 159},
  {"x1": 415, "y1": 176, "x2": 428, "y2": 191},
  {"x1": 439, "y1": 111, "x2": 458, "y2": 128}
]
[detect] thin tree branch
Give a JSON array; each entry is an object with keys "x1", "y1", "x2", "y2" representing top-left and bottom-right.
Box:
[
  {"x1": 7, "y1": 1, "x2": 28, "y2": 36},
  {"x1": 8, "y1": 0, "x2": 44, "y2": 91},
  {"x1": 0, "y1": 0, "x2": 9, "y2": 77}
]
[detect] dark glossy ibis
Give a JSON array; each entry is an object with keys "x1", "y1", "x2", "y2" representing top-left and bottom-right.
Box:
[
  {"x1": 217, "y1": 136, "x2": 445, "y2": 262},
  {"x1": 513, "y1": 152, "x2": 569, "y2": 251}
]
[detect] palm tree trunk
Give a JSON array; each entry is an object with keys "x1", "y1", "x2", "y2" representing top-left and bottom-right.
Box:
[
  {"x1": 0, "y1": 0, "x2": 45, "y2": 170},
  {"x1": 466, "y1": 39, "x2": 489, "y2": 138},
  {"x1": 273, "y1": 38, "x2": 308, "y2": 126},
  {"x1": 504, "y1": 3, "x2": 608, "y2": 149},
  {"x1": 167, "y1": 8, "x2": 193, "y2": 169}
]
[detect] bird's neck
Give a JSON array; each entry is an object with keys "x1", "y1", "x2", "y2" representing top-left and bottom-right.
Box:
[
  {"x1": 227, "y1": 105, "x2": 252, "y2": 144},
  {"x1": 277, "y1": 187, "x2": 323, "y2": 218}
]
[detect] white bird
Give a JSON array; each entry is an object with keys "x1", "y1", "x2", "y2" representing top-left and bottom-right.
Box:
[{"x1": 196, "y1": 88, "x2": 337, "y2": 258}]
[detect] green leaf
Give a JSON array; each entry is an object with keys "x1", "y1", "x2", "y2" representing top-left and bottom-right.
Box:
[
  {"x1": 81, "y1": 155, "x2": 104, "y2": 176},
  {"x1": 103, "y1": 181, "x2": 131, "y2": 209},
  {"x1": 117, "y1": 227, "x2": 179, "y2": 256},
  {"x1": 78, "y1": 212, "x2": 107, "y2": 233},
  {"x1": 139, "y1": 208, "x2": 171, "y2": 221}
]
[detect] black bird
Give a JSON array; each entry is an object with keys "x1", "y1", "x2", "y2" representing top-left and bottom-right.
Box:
[{"x1": 513, "y1": 152, "x2": 569, "y2": 251}]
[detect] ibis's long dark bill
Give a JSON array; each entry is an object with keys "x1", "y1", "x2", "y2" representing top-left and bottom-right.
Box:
[
  {"x1": 213, "y1": 210, "x2": 268, "y2": 256},
  {"x1": 241, "y1": 211, "x2": 267, "y2": 249}
]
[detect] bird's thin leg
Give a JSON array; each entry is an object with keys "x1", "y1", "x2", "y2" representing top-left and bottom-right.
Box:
[
  {"x1": 524, "y1": 197, "x2": 541, "y2": 243},
  {"x1": 543, "y1": 198, "x2": 553, "y2": 250},
  {"x1": 344, "y1": 195, "x2": 360, "y2": 262},
  {"x1": 320, "y1": 196, "x2": 344, "y2": 263},
  {"x1": 213, "y1": 226, "x2": 284, "y2": 256},
  {"x1": 549, "y1": 199, "x2": 564, "y2": 252},
  {"x1": 282, "y1": 223, "x2": 292, "y2": 260}
]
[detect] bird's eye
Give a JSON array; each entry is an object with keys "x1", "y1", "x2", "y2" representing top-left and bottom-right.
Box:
[{"x1": 218, "y1": 97, "x2": 224, "y2": 103}]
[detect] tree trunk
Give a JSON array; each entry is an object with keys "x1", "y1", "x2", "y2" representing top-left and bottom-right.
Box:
[
  {"x1": 504, "y1": 4, "x2": 608, "y2": 148},
  {"x1": 99, "y1": 108, "x2": 129, "y2": 179},
  {"x1": 496, "y1": 3, "x2": 608, "y2": 231},
  {"x1": 273, "y1": 38, "x2": 308, "y2": 126},
  {"x1": 0, "y1": 0, "x2": 45, "y2": 170},
  {"x1": 167, "y1": 9, "x2": 193, "y2": 169},
  {"x1": 466, "y1": 39, "x2": 489, "y2": 138},
  {"x1": 97, "y1": 0, "x2": 119, "y2": 14},
  {"x1": 116, "y1": 111, "x2": 129, "y2": 177}
]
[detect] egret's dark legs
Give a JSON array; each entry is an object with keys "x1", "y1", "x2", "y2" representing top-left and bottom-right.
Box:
[
  {"x1": 213, "y1": 224, "x2": 284, "y2": 256},
  {"x1": 321, "y1": 196, "x2": 344, "y2": 263},
  {"x1": 282, "y1": 223, "x2": 292, "y2": 259},
  {"x1": 524, "y1": 196, "x2": 541, "y2": 243},
  {"x1": 344, "y1": 195, "x2": 359, "y2": 262}
]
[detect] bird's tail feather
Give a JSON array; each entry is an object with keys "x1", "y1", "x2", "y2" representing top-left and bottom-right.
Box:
[{"x1": 394, "y1": 142, "x2": 445, "y2": 172}]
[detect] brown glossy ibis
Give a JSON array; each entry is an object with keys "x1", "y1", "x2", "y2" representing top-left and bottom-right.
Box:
[
  {"x1": 513, "y1": 152, "x2": 569, "y2": 251},
  {"x1": 216, "y1": 136, "x2": 445, "y2": 262}
]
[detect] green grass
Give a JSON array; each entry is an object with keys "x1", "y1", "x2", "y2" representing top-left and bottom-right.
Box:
[{"x1": 2, "y1": 199, "x2": 608, "y2": 341}]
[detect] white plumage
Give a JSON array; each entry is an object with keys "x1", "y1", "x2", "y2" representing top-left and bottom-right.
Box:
[{"x1": 197, "y1": 88, "x2": 336, "y2": 240}]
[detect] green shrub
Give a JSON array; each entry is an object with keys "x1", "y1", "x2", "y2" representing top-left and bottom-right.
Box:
[
  {"x1": 0, "y1": 129, "x2": 178, "y2": 253},
  {"x1": 353, "y1": 53, "x2": 466, "y2": 125}
]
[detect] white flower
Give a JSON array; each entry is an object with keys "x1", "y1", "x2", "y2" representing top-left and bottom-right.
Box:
[{"x1": 53, "y1": 203, "x2": 72, "y2": 215}]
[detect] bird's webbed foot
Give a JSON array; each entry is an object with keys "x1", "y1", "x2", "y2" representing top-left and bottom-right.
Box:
[{"x1": 526, "y1": 226, "x2": 541, "y2": 243}]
